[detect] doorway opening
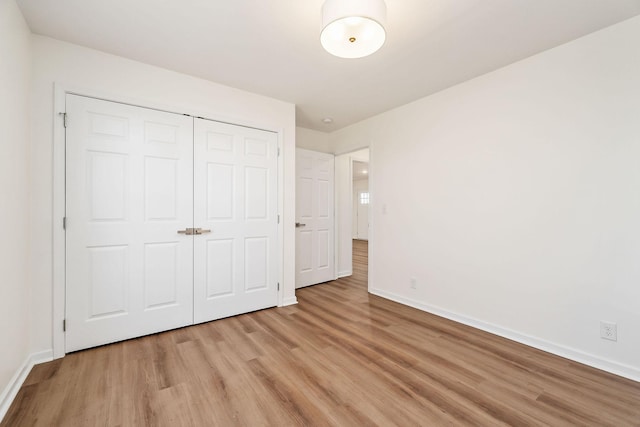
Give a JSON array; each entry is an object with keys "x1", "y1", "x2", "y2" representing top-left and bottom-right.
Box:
[
  {"x1": 352, "y1": 160, "x2": 369, "y2": 241},
  {"x1": 335, "y1": 148, "x2": 370, "y2": 286}
]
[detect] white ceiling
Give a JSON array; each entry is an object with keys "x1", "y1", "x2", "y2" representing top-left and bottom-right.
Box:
[{"x1": 16, "y1": 0, "x2": 640, "y2": 132}]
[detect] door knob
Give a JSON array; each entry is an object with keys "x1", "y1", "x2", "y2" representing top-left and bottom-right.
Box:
[
  {"x1": 178, "y1": 228, "x2": 212, "y2": 235},
  {"x1": 295, "y1": 222, "x2": 306, "y2": 228}
]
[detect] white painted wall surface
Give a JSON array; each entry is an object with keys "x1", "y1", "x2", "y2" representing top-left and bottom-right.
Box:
[
  {"x1": 296, "y1": 127, "x2": 332, "y2": 153},
  {"x1": 29, "y1": 36, "x2": 297, "y2": 356},
  {"x1": 353, "y1": 179, "x2": 369, "y2": 240},
  {"x1": 330, "y1": 16, "x2": 640, "y2": 380},
  {"x1": 349, "y1": 149, "x2": 370, "y2": 163},
  {"x1": 0, "y1": 0, "x2": 32, "y2": 408}
]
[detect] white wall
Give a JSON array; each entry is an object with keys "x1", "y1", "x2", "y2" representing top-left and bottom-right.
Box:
[
  {"x1": 29, "y1": 36, "x2": 297, "y2": 356},
  {"x1": 353, "y1": 179, "x2": 369, "y2": 239},
  {"x1": 331, "y1": 16, "x2": 640, "y2": 380},
  {"x1": 0, "y1": 0, "x2": 32, "y2": 409},
  {"x1": 296, "y1": 127, "x2": 331, "y2": 153}
]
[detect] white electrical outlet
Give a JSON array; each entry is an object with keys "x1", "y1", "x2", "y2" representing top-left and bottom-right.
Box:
[
  {"x1": 600, "y1": 321, "x2": 617, "y2": 341},
  {"x1": 410, "y1": 277, "x2": 417, "y2": 289}
]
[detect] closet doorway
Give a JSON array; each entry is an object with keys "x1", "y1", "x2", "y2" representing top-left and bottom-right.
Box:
[{"x1": 65, "y1": 94, "x2": 279, "y2": 352}]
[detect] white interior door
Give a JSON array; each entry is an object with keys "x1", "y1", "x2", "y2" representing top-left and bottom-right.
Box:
[
  {"x1": 65, "y1": 94, "x2": 194, "y2": 352},
  {"x1": 193, "y1": 118, "x2": 279, "y2": 323},
  {"x1": 296, "y1": 148, "x2": 335, "y2": 288}
]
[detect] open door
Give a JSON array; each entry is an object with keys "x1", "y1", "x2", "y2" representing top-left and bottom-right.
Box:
[{"x1": 295, "y1": 148, "x2": 335, "y2": 288}]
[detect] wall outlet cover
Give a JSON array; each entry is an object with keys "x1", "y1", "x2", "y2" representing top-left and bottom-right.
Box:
[{"x1": 600, "y1": 321, "x2": 617, "y2": 342}]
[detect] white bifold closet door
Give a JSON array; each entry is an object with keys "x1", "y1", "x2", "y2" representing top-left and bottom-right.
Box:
[
  {"x1": 193, "y1": 118, "x2": 278, "y2": 323},
  {"x1": 65, "y1": 94, "x2": 194, "y2": 352},
  {"x1": 65, "y1": 94, "x2": 278, "y2": 352}
]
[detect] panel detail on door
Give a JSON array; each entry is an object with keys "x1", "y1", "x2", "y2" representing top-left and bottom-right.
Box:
[
  {"x1": 245, "y1": 167, "x2": 268, "y2": 219},
  {"x1": 298, "y1": 231, "x2": 313, "y2": 273},
  {"x1": 245, "y1": 138, "x2": 269, "y2": 157},
  {"x1": 207, "y1": 132, "x2": 234, "y2": 152},
  {"x1": 89, "y1": 113, "x2": 128, "y2": 138},
  {"x1": 88, "y1": 245, "x2": 129, "y2": 319},
  {"x1": 144, "y1": 157, "x2": 177, "y2": 220},
  {"x1": 317, "y1": 230, "x2": 330, "y2": 269},
  {"x1": 89, "y1": 152, "x2": 127, "y2": 221},
  {"x1": 144, "y1": 242, "x2": 179, "y2": 309},
  {"x1": 207, "y1": 163, "x2": 234, "y2": 220},
  {"x1": 144, "y1": 121, "x2": 178, "y2": 145},
  {"x1": 206, "y1": 239, "x2": 234, "y2": 298},
  {"x1": 318, "y1": 179, "x2": 330, "y2": 218},
  {"x1": 194, "y1": 118, "x2": 278, "y2": 323},
  {"x1": 245, "y1": 237, "x2": 268, "y2": 291},
  {"x1": 298, "y1": 178, "x2": 313, "y2": 218}
]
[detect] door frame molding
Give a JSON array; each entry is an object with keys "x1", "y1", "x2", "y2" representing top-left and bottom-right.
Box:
[{"x1": 52, "y1": 83, "x2": 286, "y2": 359}]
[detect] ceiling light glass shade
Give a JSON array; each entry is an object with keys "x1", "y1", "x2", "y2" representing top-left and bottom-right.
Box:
[{"x1": 321, "y1": 0, "x2": 387, "y2": 59}]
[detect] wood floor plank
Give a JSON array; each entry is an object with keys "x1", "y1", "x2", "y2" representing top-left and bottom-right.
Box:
[{"x1": 3, "y1": 239, "x2": 640, "y2": 426}]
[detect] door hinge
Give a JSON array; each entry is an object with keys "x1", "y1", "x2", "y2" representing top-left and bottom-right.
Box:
[
  {"x1": 63, "y1": 319, "x2": 66, "y2": 332},
  {"x1": 277, "y1": 147, "x2": 280, "y2": 156},
  {"x1": 277, "y1": 214, "x2": 280, "y2": 224},
  {"x1": 61, "y1": 112, "x2": 68, "y2": 128},
  {"x1": 277, "y1": 282, "x2": 280, "y2": 291},
  {"x1": 63, "y1": 216, "x2": 67, "y2": 230}
]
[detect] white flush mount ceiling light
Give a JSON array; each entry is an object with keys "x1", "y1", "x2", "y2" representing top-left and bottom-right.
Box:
[{"x1": 321, "y1": 0, "x2": 387, "y2": 59}]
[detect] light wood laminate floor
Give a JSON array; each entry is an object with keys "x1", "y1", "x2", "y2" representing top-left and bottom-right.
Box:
[{"x1": 3, "y1": 240, "x2": 640, "y2": 426}]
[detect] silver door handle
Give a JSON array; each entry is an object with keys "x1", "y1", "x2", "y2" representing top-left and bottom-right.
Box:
[
  {"x1": 295, "y1": 222, "x2": 306, "y2": 228},
  {"x1": 178, "y1": 228, "x2": 212, "y2": 235}
]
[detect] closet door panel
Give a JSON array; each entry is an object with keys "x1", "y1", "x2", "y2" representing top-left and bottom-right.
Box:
[
  {"x1": 65, "y1": 94, "x2": 194, "y2": 352},
  {"x1": 193, "y1": 119, "x2": 278, "y2": 323}
]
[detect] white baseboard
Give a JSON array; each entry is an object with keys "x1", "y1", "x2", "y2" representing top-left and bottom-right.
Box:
[
  {"x1": 281, "y1": 296, "x2": 298, "y2": 307},
  {"x1": 0, "y1": 349, "x2": 53, "y2": 422},
  {"x1": 337, "y1": 270, "x2": 352, "y2": 278},
  {"x1": 369, "y1": 288, "x2": 640, "y2": 383}
]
